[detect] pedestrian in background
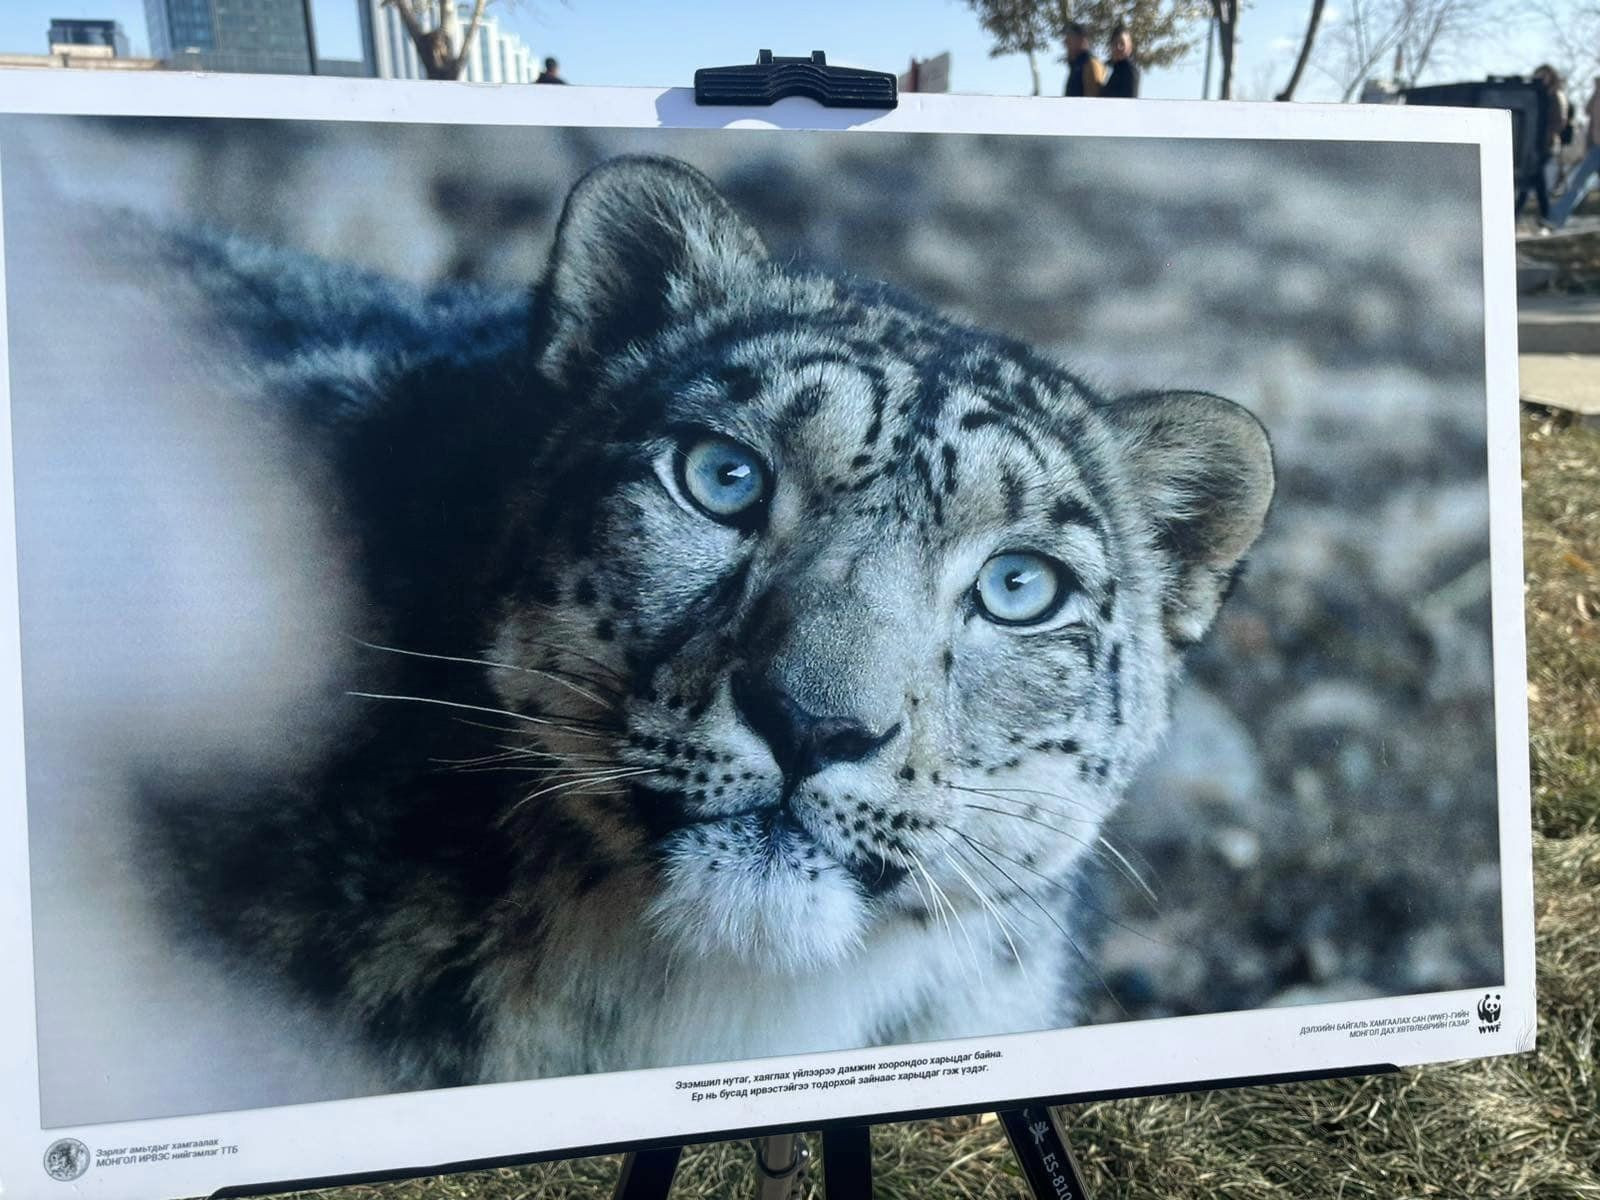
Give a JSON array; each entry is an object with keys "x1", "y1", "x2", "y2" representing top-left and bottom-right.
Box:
[
  {"x1": 536, "y1": 56, "x2": 566, "y2": 84},
  {"x1": 1103, "y1": 25, "x2": 1140, "y2": 98},
  {"x1": 1517, "y1": 64, "x2": 1568, "y2": 223},
  {"x1": 1590, "y1": 75, "x2": 1600, "y2": 149},
  {"x1": 1063, "y1": 23, "x2": 1104, "y2": 97},
  {"x1": 1547, "y1": 74, "x2": 1600, "y2": 228}
]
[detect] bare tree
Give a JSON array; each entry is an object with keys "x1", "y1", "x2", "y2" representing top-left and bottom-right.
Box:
[
  {"x1": 385, "y1": 0, "x2": 491, "y2": 81},
  {"x1": 1394, "y1": 0, "x2": 1488, "y2": 83},
  {"x1": 1315, "y1": 0, "x2": 1489, "y2": 101},
  {"x1": 1317, "y1": 0, "x2": 1398, "y2": 100},
  {"x1": 966, "y1": 0, "x2": 1202, "y2": 93},
  {"x1": 1531, "y1": 0, "x2": 1600, "y2": 93}
]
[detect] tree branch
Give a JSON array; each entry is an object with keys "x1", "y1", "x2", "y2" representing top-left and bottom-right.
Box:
[
  {"x1": 1276, "y1": 0, "x2": 1326, "y2": 99},
  {"x1": 453, "y1": 0, "x2": 490, "y2": 76},
  {"x1": 383, "y1": 0, "x2": 426, "y2": 44}
]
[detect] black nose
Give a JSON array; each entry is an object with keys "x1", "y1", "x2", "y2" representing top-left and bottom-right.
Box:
[{"x1": 731, "y1": 671, "x2": 899, "y2": 781}]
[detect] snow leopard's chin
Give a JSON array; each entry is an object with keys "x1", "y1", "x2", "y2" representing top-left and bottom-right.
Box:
[{"x1": 648, "y1": 809, "x2": 872, "y2": 972}]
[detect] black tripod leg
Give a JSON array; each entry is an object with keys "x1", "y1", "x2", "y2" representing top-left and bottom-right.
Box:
[
  {"x1": 999, "y1": 1106, "x2": 1094, "y2": 1200},
  {"x1": 612, "y1": 1145, "x2": 683, "y2": 1200},
  {"x1": 822, "y1": 1124, "x2": 872, "y2": 1197}
]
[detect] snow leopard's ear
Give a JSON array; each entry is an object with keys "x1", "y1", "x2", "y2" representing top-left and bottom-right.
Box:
[
  {"x1": 1104, "y1": 390, "x2": 1275, "y2": 646},
  {"x1": 532, "y1": 155, "x2": 768, "y2": 386}
]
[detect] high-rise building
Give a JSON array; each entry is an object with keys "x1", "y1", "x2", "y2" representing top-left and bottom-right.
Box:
[
  {"x1": 145, "y1": 0, "x2": 317, "y2": 75},
  {"x1": 363, "y1": 1, "x2": 539, "y2": 83},
  {"x1": 47, "y1": 18, "x2": 131, "y2": 57}
]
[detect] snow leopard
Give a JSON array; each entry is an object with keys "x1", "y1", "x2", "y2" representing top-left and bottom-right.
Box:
[{"x1": 142, "y1": 154, "x2": 1275, "y2": 1091}]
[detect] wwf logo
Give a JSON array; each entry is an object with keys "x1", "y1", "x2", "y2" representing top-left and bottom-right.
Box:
[
  {"x1": 1477, "y1": 992, "x2": 1502, "y2": 1033},
  {"x1": 43, "y1": 1137, "x2": 90, "y2": 1182}
]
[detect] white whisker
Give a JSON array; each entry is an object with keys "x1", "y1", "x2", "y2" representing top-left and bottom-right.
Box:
[
  {"x1": 1097, "y1": 834, "x2": 1158, "y2": 904},
  {"x1": 503, "y1": 766, "x2": 660, "y2": 818},
  {"x1": 911, "y1": 851, "x2": 979, "y2": 979},
  {"x1": 955, "y1": 828, "x2": 1171, "y2": 950},
  {"x1": 347, "y1": 691, "x2": 614, "y2": 739},
  {"x1": 944, "y1": 781, "x2": 1104, "y2": 817},
  {"x1": 351, "y1": 638, "x2": 620, "y2": 708},
  {"x1": 935, "y1": 831, "x2": 1028, "y2": 976},
  {"x1": 957, "y1": 801, "x2": 1094, "y2": 850},
  {"x1": 953, "y1": 829, "x2": 1128, "y2": 1019}
]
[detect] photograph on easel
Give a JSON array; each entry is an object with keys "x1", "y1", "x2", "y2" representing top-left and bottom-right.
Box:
[{"x1": 0, "y1": 82, "x2": 1528, "y2": 1197}]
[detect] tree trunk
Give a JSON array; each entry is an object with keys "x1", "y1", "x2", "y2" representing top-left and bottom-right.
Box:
[
  {"x1": 1277, "y1": 0, "x2": 1326, "y2": 99},
  {"x1": 383, "y1": 0, "x2": 461, "y2": 80},
  {"x1": 1027, "y1": 47, "x2": 1041, "y2": 95},
  {"x1": 382, "y1": 0, "x2": 488, "y2": 80},
  {"x1": 455, "y1": 0, "x2": 490, "y2": 78},
  {"x1": 418, "y1": 26, "x2": 454, "y2": 79},
  {"x1": 300, "y1": 0, "x2": 318, "y2": 72},
  {"x1": 1213, "y1": 0, "x2": 1237, "y2": 98}
]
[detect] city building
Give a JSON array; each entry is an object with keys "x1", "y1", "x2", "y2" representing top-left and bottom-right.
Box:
[
  {"x1": 47, "y1": 18, "x2": 131, "y2": 58},
  {"x1": 898, "y1": 52, "x2": 951, "y2": 93},
  {"x1": 363, "y1": 1, "x2": 539, "y2": 82},
  {"x1": 2, "y1": 17, "x2": 158, "y2": 70},
  {"x1": 145, "y1": 0, "x2": 317, "y2": 75}
]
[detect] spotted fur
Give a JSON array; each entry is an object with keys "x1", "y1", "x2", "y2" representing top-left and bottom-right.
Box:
[{"x1": 145, "y1": 155, "x2": 1274, "y2": 1089}]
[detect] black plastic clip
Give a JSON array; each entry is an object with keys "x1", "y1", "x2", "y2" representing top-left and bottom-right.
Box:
[{"x1": 693, "y1": 50, "x2": 898, "y2": 109}]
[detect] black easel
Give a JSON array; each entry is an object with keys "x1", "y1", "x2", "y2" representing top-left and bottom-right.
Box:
[
  {"x1": 611, "y1": 1145, "x2": 682, "y2": 1200},
  {"x1": 821, "y1": 1125, "x2": 871, "y2": 1196},
  {"x1": 614, "y1": 50, "x2": 1097, "y2": 1200},
  {"x1": 1000, "y1": 1105, "x2": 1096, "y2": 1199},
  {"x1": 811, "y1": 1109, "x2": 1093, "y2": 1198},
  {"x1": 612, "y1": 1107, "x2": 1093, "y2": 1199}
]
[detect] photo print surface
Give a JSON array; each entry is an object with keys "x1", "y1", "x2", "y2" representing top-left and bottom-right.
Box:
[{"x1": 1, "y1": 113, "x2": 1503, "y2": 1131}]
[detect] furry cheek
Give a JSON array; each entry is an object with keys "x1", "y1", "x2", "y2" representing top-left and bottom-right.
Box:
[{"x1": 645, "y1": 819, "x2": 868, "y2": 973}]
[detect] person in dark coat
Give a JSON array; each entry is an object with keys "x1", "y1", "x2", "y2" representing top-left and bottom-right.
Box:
[
  {"x1": 536, "y1": 56, "x2": 567, "y2": 84},
  {"x1": 1063, "y1": 23, "x2": 1104, "y2": 97},
  {"x1": 1104, "y1": 25, "x2": 1141, "y2": 98},
  {"x1": 1516, "y1": 64, "x2": 1568, "y2": 221}
]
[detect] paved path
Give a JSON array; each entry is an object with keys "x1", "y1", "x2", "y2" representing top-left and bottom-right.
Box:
[
  {"x1": 1518, "y1": 290, "x2": 1600, "y2": 420},
  {"x1": 1520, "y1": 352, "x2": 1600, "y2": 416}
]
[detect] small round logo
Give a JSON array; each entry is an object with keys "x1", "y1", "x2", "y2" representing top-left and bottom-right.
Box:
[{"x1": 43, "y1": 1137, "x2": 90, "y2": 1182}]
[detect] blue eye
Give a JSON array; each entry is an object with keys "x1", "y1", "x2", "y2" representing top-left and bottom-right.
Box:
[
  {"x1": 678, "y1": 435, "x2": 768, "y2": 524},
  {"x1": 975, "y1": 552, "x2": 1064, "y2": 626}
]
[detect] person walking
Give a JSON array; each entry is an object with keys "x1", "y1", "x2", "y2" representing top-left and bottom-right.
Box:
[
  {"x1": 1588, "y1": 73, "x2": 1598, "y2": 147},
  {"x1": 1548, "y1": 75, "x2": 1600, "y2": 228},
  {"x1": 1063, "y1": 23, "x2": 1104, "y2": 97},
  {"x1": 1516, "y1": 65, "x2": 1567, "y2": 223},
  {"x1": 536, "y1": 56, "x2": 566, "y2": 84},
  {"x1": 1103, "y1": 25, "x2": 1140, "y2": 98}
]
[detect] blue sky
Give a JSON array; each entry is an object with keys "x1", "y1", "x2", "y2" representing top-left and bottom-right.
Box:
[{"x1": 2, "y1": 0, "x2": 1572, "y2": 102}]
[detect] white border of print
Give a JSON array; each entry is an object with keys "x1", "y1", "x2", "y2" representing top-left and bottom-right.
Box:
[{"x1": 0, "y1": 70, "x2": 1532, "y2": 1200}]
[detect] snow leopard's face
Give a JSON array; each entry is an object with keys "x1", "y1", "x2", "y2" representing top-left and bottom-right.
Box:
[{"x1": 489, "y1": 157, "x2": 1274, "y2": 973}]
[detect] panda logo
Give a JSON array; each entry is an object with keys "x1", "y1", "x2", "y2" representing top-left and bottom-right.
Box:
[
  {"x1": 43, "y1": 1138, "x2": 90, "y2": 1182},
  {"x1": 1477, "y1": 993, "x2": 1502, "y2": 1032}
]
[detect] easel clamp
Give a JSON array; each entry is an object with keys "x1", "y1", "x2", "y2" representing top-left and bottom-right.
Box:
[{"x1": 693, "y1": 50, "x2": 899, "y2": 109}]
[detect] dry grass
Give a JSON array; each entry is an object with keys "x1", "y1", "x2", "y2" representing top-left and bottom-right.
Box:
[
  {"x1": 1524, "y1": 413, "x2": 1600, "y2": 838},
  {"x1": 276, "y1": 412, "x2": 1600, "y2": 1200}
]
